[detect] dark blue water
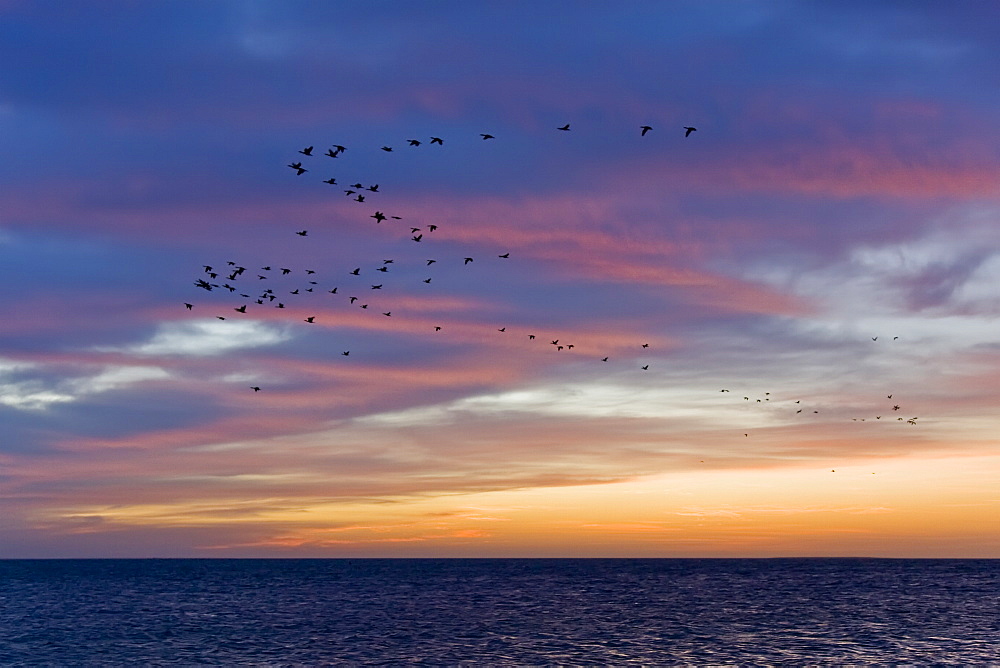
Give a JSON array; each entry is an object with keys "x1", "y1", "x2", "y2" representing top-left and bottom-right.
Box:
[{"x1": 1, "y1": 559, "x2": 997, "y2": 665}]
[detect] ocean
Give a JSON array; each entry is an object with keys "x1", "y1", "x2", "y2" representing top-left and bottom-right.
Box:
[{"x1": 1, "y1": 558, "x2": 997, "y2": 665}]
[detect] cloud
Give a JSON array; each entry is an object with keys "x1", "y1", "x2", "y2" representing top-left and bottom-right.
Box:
[{"x1": 114, "y1": 319, "x2": 291, "y2": 357}]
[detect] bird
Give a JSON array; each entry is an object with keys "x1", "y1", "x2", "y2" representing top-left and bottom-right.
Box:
[
  {"x1": 872, "y1": 337, "x2": 878, "y2": 341},
  {"x1": 296, "y1": 230, "x2": 308, "y2": 236},
  {"x1": 367, "y1": 184, "x2": 379, "y2": 192},
  {"x1": 498, "y1": 327, "x2": 506, "y2": 332},
  {"x1": 480, "y1": 133, "x2": 494, "y2": 140},
  {"x1": 557, "y1": 124, "x2": 570, "y2": 131},
  {"x1": 721, "y1": 389, "x2": 729, "y2": 392},
  {"x1": 287, "y1": 162, "x2": 307, "y2": 175},
  {"x1": 371, "y1": 284, "x2": 382, "y2": 289},
  {"x1": 430, "y1": 137, "x2": 443, "y2": 145},
  {"x1": 601, "y1": 357, "x2": 609, "y2": 362},
  {"x1": 640, "y1": 125, "x2": 652, "y2": 136},
  {"x1": 354, "y1": 195, "x2": 365, "y2": 203},
  {"x1": 423, "y1": 278, "x2": 432, "y2": 283},
  {"x1": 328, "y1": 288, "x2": 338, "y2": 294},
  {"x1": 498, "y1": 252, "x2": 509, "y2": 258},
  {"x1": 641, "y1": 365, "x2": 649, "y2": 370},
  {"x1": 408, "y1": 139, "x2": 421, "y2": 146},
  {"x1": 184, "y1": 303, "x2": 193, "y2": 310},
  {"x1": 412, "y1": 234, "x2": 423, "y2": 242},
  {"x1": 281, "y1": 268, "x2": 291, "y2": 275},
  {"x1": 426, "y1": 259, "x2": 437, "y2": 265},
  {"x1": 381, "y1": 146, "x2": 393, "y2": 152},
  {"x1": 641, "y1": 343, "x2": 649, "y2": 348},
  {"x1": 371, "y1": 211, "x2": 386, "y2": 223},
  {"x1": 342, "y1": 351, "x2": 350, "y2": 356},
  {"x1": 324, "y1": 149, "x2": 339, "y2": 158},
  {"x1": 434, "y1": 326, "x2": 442, "y2": 331},
  {"x1": 304, "y1": 316, "x2": 315, "y2": 323},
  {"x1": 683, "y1": 126, "x2": 697, "y2": 137},
  {"x1": 376, "y1": 266, "x2": 388, "y2": 273},
  {"x1": 383, "y1": 312, "x2": 391, "y2": 317},
  {"x1": 332, "y1": 144, "x2": 346, "y2": 154},
  {"x1": 234, "y1": 305, "x2": 246, "y2": 313},
  {"x1": 323, "y1": 178, "x2": 337, "y2": 185},
  {"x1": 893, "y1": 405, "x2": 900, "y2": 411},
  {"x1": 528, "y1": 335, "x2": 535, "y2": 340},
  {"x1": 299, "y1": 146, "x2": 313, "y2": 156},
  {"x1": 350, "y1": 268, "x2": 360, "y2": 275},
  {"x1": 251, "y1": 386, "x2": 261, "y2": 392},
  {"x1": 464, "y1": 257, "x2": 474, "y2": 264}
]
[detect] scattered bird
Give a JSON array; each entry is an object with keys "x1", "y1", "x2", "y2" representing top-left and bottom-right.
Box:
[
  {"x1": 184, "y1": 303, "x2": 193, "y2": 310},
  {"x1": 296, "y1": 230, "x2": 308, "y2": 236},
  {"x1": 251, "y1": 386, "x2": 260, "y2": 392},
  {"x1": 304, "y1": 316, "x2": 315, "y2": 323},
  {"x1": 640, "y1": 125, "x2": 652, "y2": 136},
  {"x1": 683, "y1": 126, "x2": 697, "y2": 137},
  {"x1": 480, "y1": 133, "x2": 494, "y2": 140},
  {"x1": 557, "y1": 124, "x2": 570, "y2": 131}
]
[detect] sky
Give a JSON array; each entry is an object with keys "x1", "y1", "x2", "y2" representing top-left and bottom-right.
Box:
[{"x1": 2, "y1": 0, "x2": 999, "y2": 558}]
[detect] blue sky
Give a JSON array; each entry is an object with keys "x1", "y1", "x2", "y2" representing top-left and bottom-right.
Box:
[{"x1": 2, "y1": 0, "x2": 999, "y2": 557}]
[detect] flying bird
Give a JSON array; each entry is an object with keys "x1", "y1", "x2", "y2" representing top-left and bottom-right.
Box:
[
  {"x1": 683, "y1": 126, "x2": 697, "y2": 137},
  {"x1": 408, "y1": 139, "x2": 421, "y2": 146},
  {"x1": 304, "y1": 316, "x2": 315, "y2": 323},
  {"x1": 184, "y1": 303, "x2": 193, "y2": 310},
  {"x1": 430, "y1": 137, "x2": 443, "y2": 145},
  {"x1": 464, "y1": 257, "x2": 474, "y2": 264},
  {"x1": 640, "y1": 125, "x2": 652, "y2": 136},
  {"x1": 287, "y1": 162, "x2": 307, "y2": 175},
  {"x1": 296, "y1": 230, "x2": 308, "y2": 236},
  {"x1": 480, "y1": 133, "x2": 494, "y2": 140},
  {"x1": 381, "y1": 146, "x2": 393, "y2": 152},
  {"x1": 251, "y1": 386, "x2": 261, "y2": 392},
  {"x1": 299, "y1": 146, "x2": 313, "y2": 156},
  {"x1": 557, "y1": 124, "x2": 570, "y2": 131}
]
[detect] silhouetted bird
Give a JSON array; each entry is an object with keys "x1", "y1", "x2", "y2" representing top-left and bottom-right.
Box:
[
  {"x1": 234, "y1": 305, "x2": 246, "y2": 313},
  {"x1": 683, "y1": 127, "x2": 697, "y2": 137},
  {"x1": 372, "y1": 211, "x2": 386, "y2": 223},
  {"x1": 325, "y1": 149, "x2": 339, "y2": 158},
  {"x1": 464, "y1": 257, "x2": 473, "y2": 264},
  {"x1": 288, "y1": 162, "x2": 307, "y2": 175},
  {"x1": 381, "y1": 146, "x2": 393, "y2": 152},
  {"x1": 296, "y1": 230, "x2": 308, "y2": 236},
  {"x1": 640, "y1": 125, "x2": 652, "y2": 136},
  {"x1": 408, "y1": 139, "x2": 421, "y2": 146},
  {"x1": 557, "y1": 124, "x2": 570, "y2": 131},
  {"x1": 498, "y1": 252, "x2": 509, "y2": 258},
  {"x1": 350, "y1": 268, "x2": 360, "y2": 275},
  {"x1": 342, "y1": 351, "x2": 350, "y2": 356},
  {"x1": 251, "y1": 386, "x2": 260, "y2": 392},
  {"x1": 480, "y1": 133, "x2": 494, "y2": 140},
  {"x1": 184, "y1": 303, "x2": 193, "y2": 310},
  {"x1": 304, "y1": 316, "x2": 315, "y2": 323},
  {"x1": 430, "y1": 137, "x2": 443, "y2": 145},
  {"x1": 299, "y1": 146, "x2": 313, "y2": 156},
  {"x1": 323, "y1": 178, "x2": 337, "y2": 185}
]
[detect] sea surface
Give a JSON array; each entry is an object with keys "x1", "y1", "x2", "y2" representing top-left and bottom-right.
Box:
[{"x1": 0, "y1": 558, "x2": 997, "y2": 665}]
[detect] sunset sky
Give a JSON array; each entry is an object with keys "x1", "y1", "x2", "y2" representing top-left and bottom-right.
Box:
[{"x1": 2, "y1": 1, "x2": 999, "y2": 558}]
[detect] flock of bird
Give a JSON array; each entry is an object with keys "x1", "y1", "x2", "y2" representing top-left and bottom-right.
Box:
[{"x1": 186, "y1": 121, "x2": 920, "y2": 432}]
